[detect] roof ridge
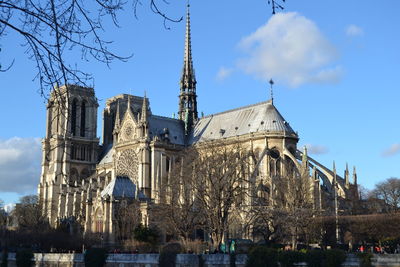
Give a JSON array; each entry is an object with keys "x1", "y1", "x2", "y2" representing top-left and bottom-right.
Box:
[
  {"x1": 201, "y1": 100, "x2": 272, "y2": 119},
  {"x1": 151, "y1": 114, "x2": 182, "y2": 122}
]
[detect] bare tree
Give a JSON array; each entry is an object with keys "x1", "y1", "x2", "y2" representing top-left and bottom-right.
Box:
[
  {"x1": 277, "y1": 162, "x2": 316, "y2": 248},
  {"x1": 372, "y1": 177, "x2": 400, "y2": 212},
  {"x1": 115, "y1": 199, "x2": 141, "y2": 242},
  {"x1": 0, "y1": 0, "x2": 183, "y2": 98},
  {"x1": 0, "y1": 198, "x2": 7, "y2": 230},
  {"x1": 268, "y1": 0, "x2": 286, "y2": 14},
  {"x1": 174, "y1": 141, "x2": 252, "y2": 250},
  {"x1": 338, "y1": 213, "x2": 400, "y2": 246},
  {"x1": 248, "y1": 158, "x2": 316, "y2": 249},
  {"x1": 1, "y1": 0, "x2": 286, "y2": 96},
  {"x1": 151, "y1": 150, "x2": 204, "y2": 249},
  {"x1": 12, "y1": 195, "x2": 48, "y2": 231}
]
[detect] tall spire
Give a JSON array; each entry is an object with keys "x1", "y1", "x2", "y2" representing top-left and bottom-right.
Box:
[
  {"x1": 181, "y1": 2, "x2": 196, "y2": 90},
  {"x1": 178, "y1": 2, "x2": 198, "y2": 135}
]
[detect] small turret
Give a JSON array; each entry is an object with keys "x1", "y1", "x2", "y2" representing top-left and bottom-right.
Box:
[
  {"x1": 301, "y1": 145, "x2": 309, "y2": 175},
  {"x1": 312, "y1": 166, "x2": 318, "y2": 181},
  {"x1": 333, "y1": 161, "x2": 337, "y2": 192},
  {"x1": 302, "y1": 145, "x2": 308, "y2": 164},
  {"x1": 140, "y1": 93, "x2": 149, "y2": 139},
  {"x1": 113, "y1": 100, "x2": 121, "y2": 143},
  {"x1": 127, "y1": 95, "x2": 132, "y2": 113},
  {"x1": 353, "y1": 166, "x2": 357, "y2": 185},
  {"x1": 141, "y1": 92, "x2": 148, "y2": 122},
  {"x1": 344, "y1": 163, "x2": 350, "y2": 188}
]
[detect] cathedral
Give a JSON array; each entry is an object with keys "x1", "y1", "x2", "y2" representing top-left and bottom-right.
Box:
[{"x1": 38, "y1": 5, "x2": 358, "y2": 243}]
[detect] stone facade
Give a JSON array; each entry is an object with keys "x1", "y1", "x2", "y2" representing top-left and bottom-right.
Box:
[{"x1": 38, "y1": 4, "x2": 359, "y2": 243}]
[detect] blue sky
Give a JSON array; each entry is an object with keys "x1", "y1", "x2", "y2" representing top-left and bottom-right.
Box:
[{"x1": 1, "y1": 0, "x2": 399, "y2": 205}]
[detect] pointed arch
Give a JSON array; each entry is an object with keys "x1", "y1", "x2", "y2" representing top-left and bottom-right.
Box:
[
  {"x1": 71, "y1": 98, "x2": 78, "y2": 136},
  {"x1": 69, "y1": 168, "x2": 79, "y2": 186},
  {"x1": 80, "y1": 100, "x2": 87, "y2": 137},
  {"x1": 81, "y1": 168, "x2": 90, "y2": 180},
  {"x1": 94, "y1": 207, "x2": 104, "y2": 233}
]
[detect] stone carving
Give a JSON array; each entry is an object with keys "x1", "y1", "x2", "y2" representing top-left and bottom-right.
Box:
[
  {"x1": 122, "y1": 121, "x2": 135, "y2": 141},
  {"x1": 116, "y1": 149, "x2": 139, "y2": 184}
]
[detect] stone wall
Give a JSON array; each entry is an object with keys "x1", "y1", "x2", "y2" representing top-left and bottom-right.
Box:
[
  {"x1": 2, "y1": 252, "x2": 400, "y2": 267},
  {"x1": 2, "y1": 253, "x2": 247, "y2": 267}
]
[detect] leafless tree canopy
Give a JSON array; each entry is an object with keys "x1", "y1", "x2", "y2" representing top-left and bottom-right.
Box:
[
  {"x1": 151, "y1": 150, "x2": 203, "y2": 246},
  {"x1": 248, "y1": 159, "x2": 316, "y2": 248},
  {"x1": 268, "y1": 0, "x2": 286, "y2": 14},
  {"x1": 372, "y1": 177, "x2": 400, "y2": 212},
  {"x1": 115, "y1": 200, "x2": 141, "y2": 242},
  {"x1": 1, "y1": 0, "x2": 285, "y2": 98},
  {"x1": 157, "y1": 142, "x2": 254, "y2": 249},
  {"x1": 12, "y1": 195, "x2": 48, "y2": 231},
  {"x1": 0, "y1": 0, "x2": 184, "y2": 98}
]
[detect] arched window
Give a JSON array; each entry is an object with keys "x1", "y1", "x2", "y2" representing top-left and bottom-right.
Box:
[
  {"x1": 276, "y1": 158, "x2": 281, "y2": 175},
  {"x1": 81, "y1": 168, "x2": 90, "y2": 180},
  {"x1": 257, "y1": 180, "x2": 270, "y2": 206},
  {"x1": 69, "y1": 168, "x2": 79, "y2": 186},
  {"x1": 71, "y1": 99, "x2": 77, "y2": 136},
  {"x1": 166, "y1": 156, "x2": 170, "y2": 173},
  {"x1": 94, "y1": 208, "x2": 103, "y2": 233},
  {"x1": 80, "y1": 101, "x2": 86, "y2": 137}
]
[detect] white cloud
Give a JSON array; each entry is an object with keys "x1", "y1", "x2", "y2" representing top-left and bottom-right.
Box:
[
  {"x1": 4, "y1": 203, "x2": 15, "y2": 213},
  {"x1": 216, "y1": 67, "x2": 234, "y2": 81},
  {"x1": 0, "y1": 137, "x2": 42, "y2": 194},
  {"x1": 346, "y1": 24, "x2": 364, "y2": 37},
  {"x1": 237, "y1": 12, "x2": 341, "y2": 87},
  {"x1": 382, "y1": 143, "x2": 400, "y2": 157},
  {"x1": 304, "y1": 144, "x2": 329, "y2": 155}
]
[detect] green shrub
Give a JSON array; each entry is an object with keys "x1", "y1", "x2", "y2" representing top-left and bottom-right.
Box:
[
  {"x1": 198, "y1": 254, "x2": 205, "y2": 267},
  {"x1": 230, "y1": 253, "x2": 236, "y2": 267},
  {"x1": 325, "y1": 249, "x2": 346, "y2": 267},
  {"x1": 16, "y1": 249, "x2": 34, "y2": 267},
  {"x1": 279, "y1": 250, "x2": 305, "y2": 267},
  {"x1": 159, "y1": 242, "x2": 182, "y2": 267},
  {"x1": 246, "y1": 246, "x2": 278, "y2": 267},
  {"x1": 84, "y1": 248, "x2": 108, "y2": 267},
  {"x1": 305, "y1": 250, "x2": 326, "y2": 267},
  {"x1": 1, "y1": 249, "x2": 8, "y2": 267},
  {"x1": 305, "y1": 249, "x2": 346, "y2": 267},
  {"x1": 134, "y1": 224, "x2": 159, "y2": 244},
  {"x1": 357, "y1": 252, "x2": 373, "y2": 267}
]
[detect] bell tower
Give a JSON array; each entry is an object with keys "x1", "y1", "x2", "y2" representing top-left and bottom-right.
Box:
[
  {"x1": 38, "y1": 85, "x2": 99, "y2": 225},
  {"x1": 178, "y1": 3, "x2": 198, "y2": 135}
]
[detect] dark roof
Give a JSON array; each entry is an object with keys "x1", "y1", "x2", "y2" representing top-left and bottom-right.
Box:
[
  {"x1": 190, "y1": 100, "x2": 296, "y2": 143},
  {"x1": 100, "y1": 176, "x2": 136, "y2": 198},
  {"x1": 148, "y1": 115, "x2": 185, "y2": 145}
]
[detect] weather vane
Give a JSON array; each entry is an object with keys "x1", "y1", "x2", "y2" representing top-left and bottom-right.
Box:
[{"x1": 269, "y1": 79, "x2": 274, "y2": 104}]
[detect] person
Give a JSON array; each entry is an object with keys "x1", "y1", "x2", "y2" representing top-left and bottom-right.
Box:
[{"x1": 360, "y1": 245, "x2": 364, "y2": 253}]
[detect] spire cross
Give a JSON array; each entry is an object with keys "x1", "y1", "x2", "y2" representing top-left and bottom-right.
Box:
[{"x1": 269, "y1": 79, "x2": 274, "y2": 104}]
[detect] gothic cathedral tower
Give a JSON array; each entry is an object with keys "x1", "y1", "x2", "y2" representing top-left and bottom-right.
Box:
[
  {"x1": 38, "y1": 85, "x2": 99, "y2": 226},
  {"x1": 178, "y1": 4, "x2": 198, "y2": 136}
]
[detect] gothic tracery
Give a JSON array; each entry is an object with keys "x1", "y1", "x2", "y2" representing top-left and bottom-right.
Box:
[{"x1": 116, "y1": 149, "x2": 139, "y2": 184}]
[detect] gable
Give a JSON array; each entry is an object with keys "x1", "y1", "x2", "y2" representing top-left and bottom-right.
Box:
[{"x1": 119, "y1": 109, "x2": 138, "y2": 142}]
